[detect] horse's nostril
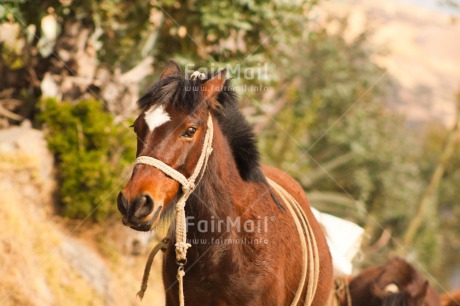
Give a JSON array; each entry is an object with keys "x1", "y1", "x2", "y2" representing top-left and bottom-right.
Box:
[
  {"x1": 133, "y1": 194, "x2": 154, "y2": 219},
  {"x1": 138, "y1": 195, "x2": 147, "y2": 207},
  {"x1": 117, "y1": 191, "x2": 128, "y2": 216}
]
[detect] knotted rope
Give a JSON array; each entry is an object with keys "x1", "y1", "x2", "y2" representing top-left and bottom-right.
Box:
[
  {"x1": 135, "y1": 114, "x2": 214, "y2": 306},
  {"x1": 267, "y1": 178, "x2": 320, "y2": 306}
]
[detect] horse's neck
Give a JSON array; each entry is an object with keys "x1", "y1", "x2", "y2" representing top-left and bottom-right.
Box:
[
  {"x1": 165, "y1": 126, "x2": 269, "y2": 274},
  {"x1": 187, "y1": 126, "x2": 250, "y2": 223}
]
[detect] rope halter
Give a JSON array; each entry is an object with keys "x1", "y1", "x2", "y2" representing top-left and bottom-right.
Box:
[
  {"x1": 134, "y1": 113, "x2": 214, "y2": 306},
  {"x1": 135, "y1": 113, "x2": 214, "y2": 260},
  {"x1": 190, "y1": 71, "x2": 206, "y2": 81}
]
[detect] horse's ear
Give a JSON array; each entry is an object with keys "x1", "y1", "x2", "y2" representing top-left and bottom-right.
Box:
[
  {"x1": 415, "y1": 281, "x2": 429, "y2": 299},
  {"x1": 202, "y1": 69, "x2": 227, "y2": 109},
  {"x1": 160, "y1": 60, "x2": 181, "y2": 79}
]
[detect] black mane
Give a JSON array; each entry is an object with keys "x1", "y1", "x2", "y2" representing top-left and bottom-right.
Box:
[
  {"x1": 137, "y1": 74, "x2": 266, "y2": 183},
  {"x1": 382, "y1": 293, "x2": 411, "y2": 306},
  {"x1": 138, "y1": 75, "x2": 202, "y2": 113}
]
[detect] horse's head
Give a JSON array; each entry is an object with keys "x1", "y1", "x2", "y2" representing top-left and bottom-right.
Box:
[
  {"x1": 370, "y1": 258, "x2": 431, "y2": 306},
  {"x1": 117, "y1": 60, "x2": 226, "y2": 231}
]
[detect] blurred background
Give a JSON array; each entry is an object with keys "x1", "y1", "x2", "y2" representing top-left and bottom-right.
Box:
[{"x1": 0, "y1": 0, "x2": 459, "y2": 305}]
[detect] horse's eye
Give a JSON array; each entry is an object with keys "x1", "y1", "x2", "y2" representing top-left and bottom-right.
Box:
[{"x1": 183, "y1": 127, "x2": 197, "y2": 138}]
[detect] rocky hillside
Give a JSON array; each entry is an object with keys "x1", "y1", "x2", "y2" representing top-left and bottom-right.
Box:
[
  {"x1": 320, "y1": 0, "x2": 460, "y2": 127},
  {"x1": 0, "y1": 126, "x2": 165, "y2": 306}
]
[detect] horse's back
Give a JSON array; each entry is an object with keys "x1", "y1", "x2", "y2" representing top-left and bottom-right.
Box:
[
  {"x1": 262, "y1": 165, "x2": 334, "y2": 306},
  {"x1": 441, "y1": 291, "x2": 460, "y2": 306}
]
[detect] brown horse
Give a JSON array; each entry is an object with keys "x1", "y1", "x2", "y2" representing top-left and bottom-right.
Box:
[
  {"x1": 117, "y1": 60, "x2": 333, "y2": 305},
  {"x1": 441, "y1": 291, "x2": 460, "y2": 306},
  {"x1": 341, "y1": 258, "x2": 440, "y2": 306}
]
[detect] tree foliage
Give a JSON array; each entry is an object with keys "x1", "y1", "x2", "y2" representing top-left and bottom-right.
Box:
[
  {"x1": 260, "y1": 18, "x2": 415, "y2": 216},
  {"x1": 257, "y1": 17, "x2": 443, "y2": 270},
  {"x1": 417, "y1": 117, "x2": 460, "y2": 282},
  {"x1": 38, "y1": 98, "x2": 135, "y2": 220}
]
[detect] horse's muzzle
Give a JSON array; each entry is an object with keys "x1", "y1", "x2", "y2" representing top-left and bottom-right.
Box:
[{"x1": 117, "y1": 191, "x2": 155, "y2": 231}]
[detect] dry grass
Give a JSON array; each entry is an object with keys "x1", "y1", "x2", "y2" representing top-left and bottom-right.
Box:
[{"x1": 0, "y1": 184, "x2": 165, "y2": 306}]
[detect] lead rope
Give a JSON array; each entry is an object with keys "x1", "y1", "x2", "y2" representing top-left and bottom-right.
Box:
[
  {"x1": 137, "y1": 238, "x2": 170, "y2": 299},
  {"x1": 135, "y1": 114, "x2": 214, "y2": 306},
  {"x1": 267, "y1": 178, "x2": 320, "y2": 306}
]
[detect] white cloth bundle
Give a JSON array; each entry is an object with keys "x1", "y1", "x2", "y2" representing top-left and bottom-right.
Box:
[{"x1": 312, "y1": 208, "x2": 364, "y2": 277}]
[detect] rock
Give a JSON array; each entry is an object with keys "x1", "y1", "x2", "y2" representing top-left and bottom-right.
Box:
[
  {"x1": 0, "y1": 126, "x2": 55, "y2": 203},
  {"x1": 0, "y1": 126, "x2": 160, "y2": 305},
  {"x1": 20, "y1": 119, "x2": 32, "y2": 129},
  {"x1": 0, "y1": 125, "x2": 117, "y2": 305},
  {"x1": 120, "y1": 226, "x2": 156, "y2": 256},
  {"x1": 38, "y1": 20, "x2": 152, "y2": 119},
  {"x1": 38, "y1": 14, "x2": 60, "y2": 57},
  {"x1": 59, "y1": 237, "x2": 115, "y2": 306},
  {"x1": 40, "y1": 73, "x2": 60, "y2": 99}
]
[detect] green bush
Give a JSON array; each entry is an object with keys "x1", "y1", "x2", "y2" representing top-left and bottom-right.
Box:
[{"x1": 38, "y1": 98, "x2": 135, "y2": 220}]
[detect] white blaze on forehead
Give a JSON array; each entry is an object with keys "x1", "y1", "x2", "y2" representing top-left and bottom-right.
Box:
[{"x1": 144, "y1": 105, "x2": 171, "y2": 131}]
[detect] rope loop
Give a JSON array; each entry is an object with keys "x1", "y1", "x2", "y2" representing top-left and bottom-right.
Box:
[
  {"x1": 267, "y1": 178, "x2": 320, "y2": 306},
  {"x1": 176, "y1": 258, "x2": 188, "y2": 265},
  {"x1": 177, "y1": 265, "x2": 185, "y2": 277}
]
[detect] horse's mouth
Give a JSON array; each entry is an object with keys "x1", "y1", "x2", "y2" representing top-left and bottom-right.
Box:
[
  {"x1": 124, "y1": 205, "x2": 163, "y2": 232},
  {"x1": 128, "y1": 222, "x2": 152, "y2": 232}
]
